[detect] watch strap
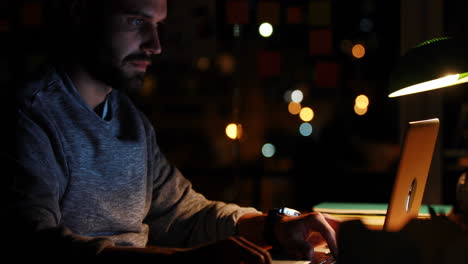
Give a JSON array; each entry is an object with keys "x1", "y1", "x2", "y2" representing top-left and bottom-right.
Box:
[
  {"x1": 264, "y1": 209, "x2": 282, "y2": 247},
  {"x1": 264, "y1": 207, "x2": 301, "y2": 248}
]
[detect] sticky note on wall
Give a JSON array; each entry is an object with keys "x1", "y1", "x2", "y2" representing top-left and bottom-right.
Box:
[
  {"x1": 257, "y1": 2, "x2": 280, "y2": 25},
  {"x1": 309, "y1": 1, "x2": 331, "y2": 26},
  {"x1": 286, "y1": 7, "x2": 303, "y2": 24},
  {"x1": 257, "y1": 50, "x2": 281, "y2": 77},
  {"x1": 226, "y1": 0, "x2": 249, "y2": 24},
  {"x1": 0, "y1": 20, "x2": 10, "y2": 32},
  {"x1": 22, "y1": 2, "x2": 43, "y2": 27},
  {"x1": 314, "y1": 61, "x2": 340, "y2": 88},
  {"x1": 309, "y1": 29, "x2": 333, "y2": 55}
]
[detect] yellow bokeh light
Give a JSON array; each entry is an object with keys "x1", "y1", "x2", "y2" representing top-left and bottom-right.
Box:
[
  {"x1": 354, "y1": 104, "x2": 368, "y2": 116},
  {"x1": 141, "y1": 74, "x2": 157, "y2": 97},
  {"x1": 299, "y1": 107, "x2": 314, "y2": 122},
  {"x1": 355, "y1": 94, "x2": 370, "y2": 109},
  {"x1": 217, "y1": 53, "x2": 235, "y2": 74},
  {"x1": 196, "y1": 57, "x2": 211, "y2": 71},
  {"x1": 225, "y1": 123, "x2": 242, "y2": 140},
  {"x1": 288, "y1": 102, "x2": 302, "y2": 115},
  {"x1": 352, "y1": 44, "x2": 366, "y2": 59}
]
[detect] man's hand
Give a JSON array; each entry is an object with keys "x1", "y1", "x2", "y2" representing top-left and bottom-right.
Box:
[
  {"x1": 237, "y1": 212, "x2": 341, "y2": 261},
  {"x1": 275, "y1": 212, "x2": 340, "y2": 260}
]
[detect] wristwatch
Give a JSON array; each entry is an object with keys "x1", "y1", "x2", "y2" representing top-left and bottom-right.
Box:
[{"x1": 264, "y1": 207, "x2": 301, "y2": 248}]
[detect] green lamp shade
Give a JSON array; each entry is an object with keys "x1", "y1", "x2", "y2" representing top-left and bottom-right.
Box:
[{"x1": 388, "y1": 37, "x2": 468, "y2": 98}]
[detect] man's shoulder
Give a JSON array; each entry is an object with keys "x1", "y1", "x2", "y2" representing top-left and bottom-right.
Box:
[{"x1": 15, "y1": 64, "x2": 64, "y2": 106}]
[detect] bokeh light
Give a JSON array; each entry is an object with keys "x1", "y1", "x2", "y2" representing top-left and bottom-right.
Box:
[
  {"x1": 283, "y1": 90, "x2": 292, "y2": 102},
  {"x1": 262, "y1": 143, "x2": 276, "y2": 158},
  {"x1": 288, "y1": 102, "x2": 302, "y2": 115},
  {"x1": 217, "y1": 53, "x2": 235, "y2": 74},
  {"x1": 340, "y1": 39, "x2": 353, "y2": 54},
  {"x1": 141, "y1": 74, "x2": 157, "y2": 97},
  {"x1": 291, "y1": 89, "x2": 304, "y2": 103},
  {"x1": 352, "y1": 44, "x2": 366, "y2": 59},
  {"x1": 196, "y1": 57, "x2": 211, "y2": 71},
  {"x1": 225, "y1": 123, "x2": 242, "y2": 140},
  {"x1": 233, "y1": 24, "x2": 241, "y2": 38},
  {"x1": 259, "y1": 22, "x2": 273, "y2": 38},
  {"x1": 354, "y1": 104, "x2": 368, "y2": 116},
  {"x1": 355, "y1": 94, "x2": 370, "y2": 109},
  {"x1": 359, "y1": 18, "x2": 374, "y2": 32},
  {"x1": 299, "y1": 107, "x2": 314, "y2": 122},
  {"x1": 299, "y1": 123, "x2": 313, "y2": 136}
]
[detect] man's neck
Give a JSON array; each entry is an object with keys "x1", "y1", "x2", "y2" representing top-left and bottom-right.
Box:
[{"x1": 66, "y1": 64, "x2": 112, "y2": 110}]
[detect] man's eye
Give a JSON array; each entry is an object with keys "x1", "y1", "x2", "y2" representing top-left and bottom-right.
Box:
[{"x1": 128, "y1": 18, "x2": 145, "y2": 26}]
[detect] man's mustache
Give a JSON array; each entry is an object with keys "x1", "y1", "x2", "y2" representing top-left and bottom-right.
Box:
[{"x1": 123, "y1": 53, "x2": 153, "y2": 64}]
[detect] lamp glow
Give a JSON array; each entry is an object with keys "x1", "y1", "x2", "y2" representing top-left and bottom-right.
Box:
[
  {"x1": 389, "y1": 73, "x2": 468, "y2": 98},
  {"x1": 388, "y1": 37, "x2": 468, "y2": 98}
]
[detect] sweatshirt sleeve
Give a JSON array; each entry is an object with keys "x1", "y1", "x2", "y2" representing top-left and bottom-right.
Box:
[
  {"x1": 144, "y1": 128, "x2": 262, "y2": 248},
  {"x1": 2, "y1": 108, "x2": 113, "y2": 257}
]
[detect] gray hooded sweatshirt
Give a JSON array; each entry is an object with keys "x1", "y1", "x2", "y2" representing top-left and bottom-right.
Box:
[{"x1": 4, "y1": 65, "x2": 260, "y2": 254}]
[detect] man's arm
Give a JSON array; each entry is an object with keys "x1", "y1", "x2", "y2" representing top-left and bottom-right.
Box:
[
  {"x1": 100, "y1": 236, "x2": 272, "y2": 264},
  {"x1": 142, "y1": 125, "x2": 261, "y2": 247}
]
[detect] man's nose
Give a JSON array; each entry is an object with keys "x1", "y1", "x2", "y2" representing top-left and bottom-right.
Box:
[{"x1": 141, "y1": 26, "x2": 162, "y2": 55}]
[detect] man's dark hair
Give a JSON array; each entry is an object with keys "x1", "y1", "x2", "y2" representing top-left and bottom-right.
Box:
[{"x1": 43, "y1": 0, "x2": 108, "y2": 61}]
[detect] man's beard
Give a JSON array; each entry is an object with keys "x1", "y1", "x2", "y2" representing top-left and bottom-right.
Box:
[
  {"x1": 114, "y1": 53, "x2": 153, "y2": 93},
  {"x1": 109, "y1": 65, "x2": 146, "y2": 93},
  {"x1": 82, "y1": 50, "x2": 151, "y2": 94}
]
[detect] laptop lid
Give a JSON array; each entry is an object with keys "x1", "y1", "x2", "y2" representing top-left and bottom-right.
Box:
[{"x1": 383, "y1": 118, "x2": 439, "y2": 231}]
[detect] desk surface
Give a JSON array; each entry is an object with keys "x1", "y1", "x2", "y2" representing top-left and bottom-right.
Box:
[
  {"x1": 271, "y1": 245, "x2": 334, "y2": 264},
  {"x1": 313, "y1": 202, "x2": 453, "y2": 217}
]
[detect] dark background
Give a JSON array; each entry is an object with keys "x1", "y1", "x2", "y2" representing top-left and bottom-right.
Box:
[{"x1": 1, "y1": 0, "x2": 466, "y2": 212}]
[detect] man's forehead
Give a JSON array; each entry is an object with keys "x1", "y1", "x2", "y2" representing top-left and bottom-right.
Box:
[{"x1": 113, "y1": 0, "x2": 167, "y2": 17}]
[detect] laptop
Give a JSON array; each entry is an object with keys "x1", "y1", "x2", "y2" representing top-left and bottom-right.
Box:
[
  {"x1": 383, "y1": 118, "x2": 439, "y2": 231},
  {"x1": 272, "y1": 118, "x2": 440, "y2": 264}
]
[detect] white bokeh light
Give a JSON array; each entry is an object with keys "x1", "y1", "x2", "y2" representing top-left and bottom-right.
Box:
[
  {"x1": 291, "y1": 90, "x2": 304, "y2": 103},
  {"x1": 259, "y1": 23, "x2": 273, "y2": 38}
]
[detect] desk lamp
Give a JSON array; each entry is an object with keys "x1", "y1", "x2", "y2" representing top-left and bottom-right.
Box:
[
  {"x1": 388, "y1": 36, "x2": 468, "y2": 226},
  {"x1": 388, "y1": 37, "x2": 468, "y2": 98}
]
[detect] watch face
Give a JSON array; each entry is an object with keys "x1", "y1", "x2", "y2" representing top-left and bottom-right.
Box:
[{"x1": 279, "y1": 207, "x2": 301, "y2": 216}]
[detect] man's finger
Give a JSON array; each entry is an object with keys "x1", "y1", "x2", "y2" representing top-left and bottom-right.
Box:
[
  {"x1": 322, "y1": 213, "x2": 342, "y2": 232},
  {"x1": 304, "y1": 213, "x2": 338, "y2": 257}
]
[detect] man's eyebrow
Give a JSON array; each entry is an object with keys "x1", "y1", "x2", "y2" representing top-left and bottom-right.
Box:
[
  {"x1": 123, "y1": 10, "x2": 153, "y2": 19},
  {"x1": 122, "y1": 9, "x2": 166, "y2": 23}
]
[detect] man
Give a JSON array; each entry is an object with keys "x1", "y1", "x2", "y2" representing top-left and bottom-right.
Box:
[{"x1": 3, "y1": 0, "x2": 339, "y2": 262}]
